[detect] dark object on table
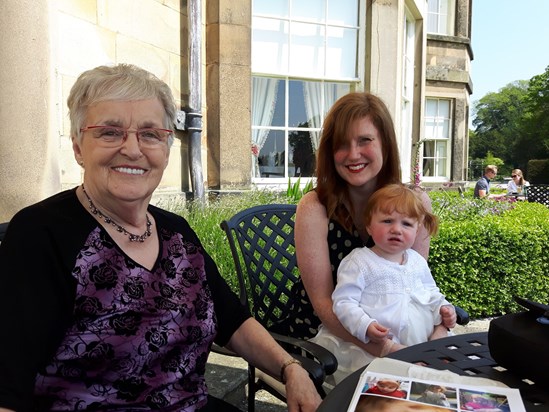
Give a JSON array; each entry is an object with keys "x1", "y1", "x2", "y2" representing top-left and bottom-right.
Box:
[
  {"x1": 219, "y1": 204, "x2": 337, "y2": 411},
  {"x1": 488, "y1": 297, "x2": 549, "y2": 385},
  {"x1": 0, "y1": 222, "x2": 8, "y2": 242}
]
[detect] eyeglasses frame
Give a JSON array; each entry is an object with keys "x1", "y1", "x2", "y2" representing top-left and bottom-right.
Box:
[{"x1": 80, "y1": 125, "x2": 173, "y2": 147}]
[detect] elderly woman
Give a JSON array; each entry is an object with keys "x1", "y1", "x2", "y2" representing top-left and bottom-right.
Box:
[{"x1": 0, "y1": 64, "x2": 320, "y2": 412}]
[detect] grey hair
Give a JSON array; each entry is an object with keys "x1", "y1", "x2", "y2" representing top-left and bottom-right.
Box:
[{"x1": 68, "y1": 64, "x2": 177, "y2": 146}]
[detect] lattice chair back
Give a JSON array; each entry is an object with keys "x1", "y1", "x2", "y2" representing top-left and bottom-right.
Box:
[
  {"x1": 526, "y1": 184, "x2": 549, "y2": 207},
  {"x1": 220, "y1": 204, "x2": 338, "y2": 411},
  {"x1": 220, "y1": 203, "x2": 299, "y2": 330}
]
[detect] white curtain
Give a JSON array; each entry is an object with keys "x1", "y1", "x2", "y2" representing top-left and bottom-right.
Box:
[
  {"x1": 304, "y1": 82, "x2": 347, "y2": 151},
  {"x1": 303, "y1": 82, "x2": 322, "y2": 151},
  {"x1": 252, "y1": 77, "x2": 279, "y2": 178}
]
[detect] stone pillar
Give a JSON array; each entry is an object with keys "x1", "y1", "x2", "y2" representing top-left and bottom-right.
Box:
[
  {"x1": 0, "y1": 0, "x2": 59, "y2": 221},
  {"x1": 206, "y1": 0, "x2": 251, "y2": 190}
]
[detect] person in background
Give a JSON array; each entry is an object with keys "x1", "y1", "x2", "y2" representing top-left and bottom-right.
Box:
[
  {"x1": 275, "y1": 92, "x2": 456, "y2": 384},
  {"x1": 507, "y1": 168, "x2": 529, "y2": 195},
  {"x1": 474, "y1": 165, "x2": 498, "y2": 198},
  {"x1": 314, "y1": 184, "x2": 453, "y2": 380},
  {"x1": 0, "y1": 64, "x2": 320, "y2": 412}
]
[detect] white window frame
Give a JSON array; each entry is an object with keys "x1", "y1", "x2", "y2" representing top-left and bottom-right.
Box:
[
  {"x1": 400, "y1": 9, "x2": 416, "y2": 184},
  {"x1": 422, "y1": 98, "x2": 452, "y2": 181},
  {"x1": 427, "y1": 0, "x2": 456, "y2": 36},
  {"x1": 251, "y1": 0, "x2": 364, "y2": 183}
]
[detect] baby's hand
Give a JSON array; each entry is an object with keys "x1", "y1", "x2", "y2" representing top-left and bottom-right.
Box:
[{"x1": 366, "y1": 322, "x2": 390, "y2": 343}]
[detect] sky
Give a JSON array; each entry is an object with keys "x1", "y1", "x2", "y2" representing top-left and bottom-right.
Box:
[{"x1": 470, "y1": 0, "x2": 549, "y2": 104}]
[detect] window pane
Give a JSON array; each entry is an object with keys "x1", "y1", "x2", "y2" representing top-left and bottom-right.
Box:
[
  {"x1": 425, "y1": 99, "x2": 437, "y2": 116},
  {"x1": 326, "y1": 26, "x2": 357, "y2": 78},
  {"x1": 428, "y1": 0, "x2": 439, "y2": 13},
  {"x1": 292, "y1": 0, "x2": 325, "y2": 23},
  {"x1": 258, "y1": 130, "x2": 286, "y2": 177},
  {"x1": 438, "y1": 99, "x2": 450, "y2": 117},
  {"x1": 423, "y1": 158, "x2": 434, "y2": 177},
  {"x1": 252, "y1": 17, "x2": 289, "y2": 74},
  {"x1": 254, "y1": 0, "x2": 289, "y2": 17},
  {"x1": 289, "y1": 22, "x2": 325, "y2": 77},
  {"x1": 436, "y1": 159, "x2": 447, "y2": 176},
  {"x1": 271, "y1": 80, "x2": 286, "y2": 127},
  {"x1": 289, "y1": 129, "x2": 316, "y2": 177},
  {"x1": 289, "y1": 80, "x2": 308, "y2": 127},
  {"x1": 436, "y1": 141, "x2": 447, "y2": 158},
  {"x1": 325, "y1": 82, "x2": 351, "y2": 112},
  {"x1": 327, "y1": 0, "x2": 358, "y2": 26},
  {"x1": 424, "y1": 140, "x2": 435, "y2": 158}
]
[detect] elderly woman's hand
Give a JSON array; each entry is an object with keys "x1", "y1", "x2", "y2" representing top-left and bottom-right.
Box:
[{"x1": 283, "y1": 362, "x2": 322, "y2": 412}]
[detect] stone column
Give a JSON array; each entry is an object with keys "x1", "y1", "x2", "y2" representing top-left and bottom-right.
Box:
[
  {"x1": 0, "y1": 0, "x2": 59, "y2": 221},
  {"x1": 206, "y1": 0, "x2": 252, "y2": 190}
]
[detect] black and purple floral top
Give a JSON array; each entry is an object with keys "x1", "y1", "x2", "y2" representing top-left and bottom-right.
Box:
[{"x1": 0, "y1": 189, "x2": 249, "y2": 411}]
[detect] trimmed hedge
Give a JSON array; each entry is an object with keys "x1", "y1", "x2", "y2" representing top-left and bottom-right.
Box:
[
  {"x1": 430, "y1": 200, "x2": 549, "y2": 317},
  {"x1": 172, "y1": 190, "x2": 549, "y2": 320}
]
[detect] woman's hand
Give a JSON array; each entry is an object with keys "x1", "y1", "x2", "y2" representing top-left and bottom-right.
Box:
[
  {"x1": 283, "y1": 363, "x2": 322, "y2": 412},
  {"x1": 226, "y1": 318, "x2": 321, "y2": 412},
  {"x1": 440, "y1": 305, "x2": 456, "y2": 329}
]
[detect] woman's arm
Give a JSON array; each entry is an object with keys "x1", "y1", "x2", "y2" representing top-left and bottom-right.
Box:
[
  {"x1": 295, "y1": 192, "x2": 372, "y2": 352},
  {"x1": 225, "y1": 318, "x2": 321, "y2": 412}
]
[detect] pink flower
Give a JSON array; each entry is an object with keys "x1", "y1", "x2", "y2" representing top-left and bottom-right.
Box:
[{"x1": 251, "y1": 143, "x2": 259, "y2": 157}]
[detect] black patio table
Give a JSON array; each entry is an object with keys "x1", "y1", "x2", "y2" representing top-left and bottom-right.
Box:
[{"x1": 317, "y1": 332, "x2": 548, "y2": 411}]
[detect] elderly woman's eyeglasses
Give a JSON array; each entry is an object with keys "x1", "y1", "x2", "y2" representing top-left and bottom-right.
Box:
[{"x1": 80, "y1": 125, "x2": 173, "y2": 148}]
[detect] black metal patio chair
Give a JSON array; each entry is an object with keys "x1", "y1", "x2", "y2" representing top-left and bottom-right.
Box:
[{"x1": 219, "y1": 204, "x2": 337, "y2": 411}]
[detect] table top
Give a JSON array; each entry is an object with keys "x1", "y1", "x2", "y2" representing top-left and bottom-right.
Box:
[{"x1": 317, "y1": 332, "x2": 548, "y2": 412}]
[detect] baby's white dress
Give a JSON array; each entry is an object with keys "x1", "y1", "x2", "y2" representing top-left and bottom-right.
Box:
[{"x1": 310, "y1": 247, "x2": 450, "y2": 385}]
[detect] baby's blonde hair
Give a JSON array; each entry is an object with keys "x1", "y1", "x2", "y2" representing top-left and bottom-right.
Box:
[{"x1": 363, "y1": 184, "x2": 439, "y2": 236}]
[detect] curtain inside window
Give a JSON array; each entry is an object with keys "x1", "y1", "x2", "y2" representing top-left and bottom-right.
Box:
[
  {"x1": 303, "y1": 82, "x2": 347, "y2": 151},
  {"x1": 252, "y1": 77, "x2": 279, "y2": 177}
]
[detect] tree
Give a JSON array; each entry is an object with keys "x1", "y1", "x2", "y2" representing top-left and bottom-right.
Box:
[
  {"x1": 518, "y1": 65, "x2": 549, "y2": 162},
  {"x1": 471, "y1": 81, "x2": 529, "y2": 171}
]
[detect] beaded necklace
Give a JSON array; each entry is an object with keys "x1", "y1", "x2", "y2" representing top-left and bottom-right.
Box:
[{"x1": 81, "y1": 184, "x2": 152, "y2": 243}]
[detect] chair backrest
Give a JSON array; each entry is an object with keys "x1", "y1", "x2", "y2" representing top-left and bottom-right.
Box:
[
  {"x1": 220, "y1": 204, "x2": 298, "y2": 330},
  {"x1": 0, "y1": 222, "x2": 8, "y2": 243},
  {"x1": 526, "y1": 184, "x2": 549, "y2": 207}
]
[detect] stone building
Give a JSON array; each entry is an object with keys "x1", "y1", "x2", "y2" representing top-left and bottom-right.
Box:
[{"x1": 0, "y1": 0, "x2": 473, "y2": 221}]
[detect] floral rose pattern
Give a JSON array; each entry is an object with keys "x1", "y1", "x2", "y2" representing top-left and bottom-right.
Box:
[{"x1": 33, "y1": 227, "x2": 216, "y2": 410}]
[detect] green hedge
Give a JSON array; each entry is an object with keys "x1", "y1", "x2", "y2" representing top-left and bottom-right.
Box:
[
  {"x1": 429, "y1": 199, "x2": 549, "y2": 317},
  {"x1": 171, "y1": 190, "x2": 549, "y2": 320}
]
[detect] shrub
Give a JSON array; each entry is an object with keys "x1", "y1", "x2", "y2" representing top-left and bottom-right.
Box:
[
  {"x1": 168, "y1": 189, "x2": 549, "y2": 319},
  {"x1": 160, "y1": 190, "x2": 293, "y2": 293},
  {"x1": 430, "y1": 201, "x2": 549, "y2": 317}
]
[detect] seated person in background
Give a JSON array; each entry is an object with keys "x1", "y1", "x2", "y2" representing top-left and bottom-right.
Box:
[
  {"x1": 507, "y1": 168, "x2": 529, "y2": 195},
  {"x1": 365, "y1": 379, "x2": 406, "y2": 399},
  {"x1": 474, "y1": 165, "x2": 498, "y2": 198},
  {"x1": 311, "y1": 184, "x2": 454, "y2": 382},
  {"x1": 0, "y1": 63, "x2": 320, "y2": 412}
]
